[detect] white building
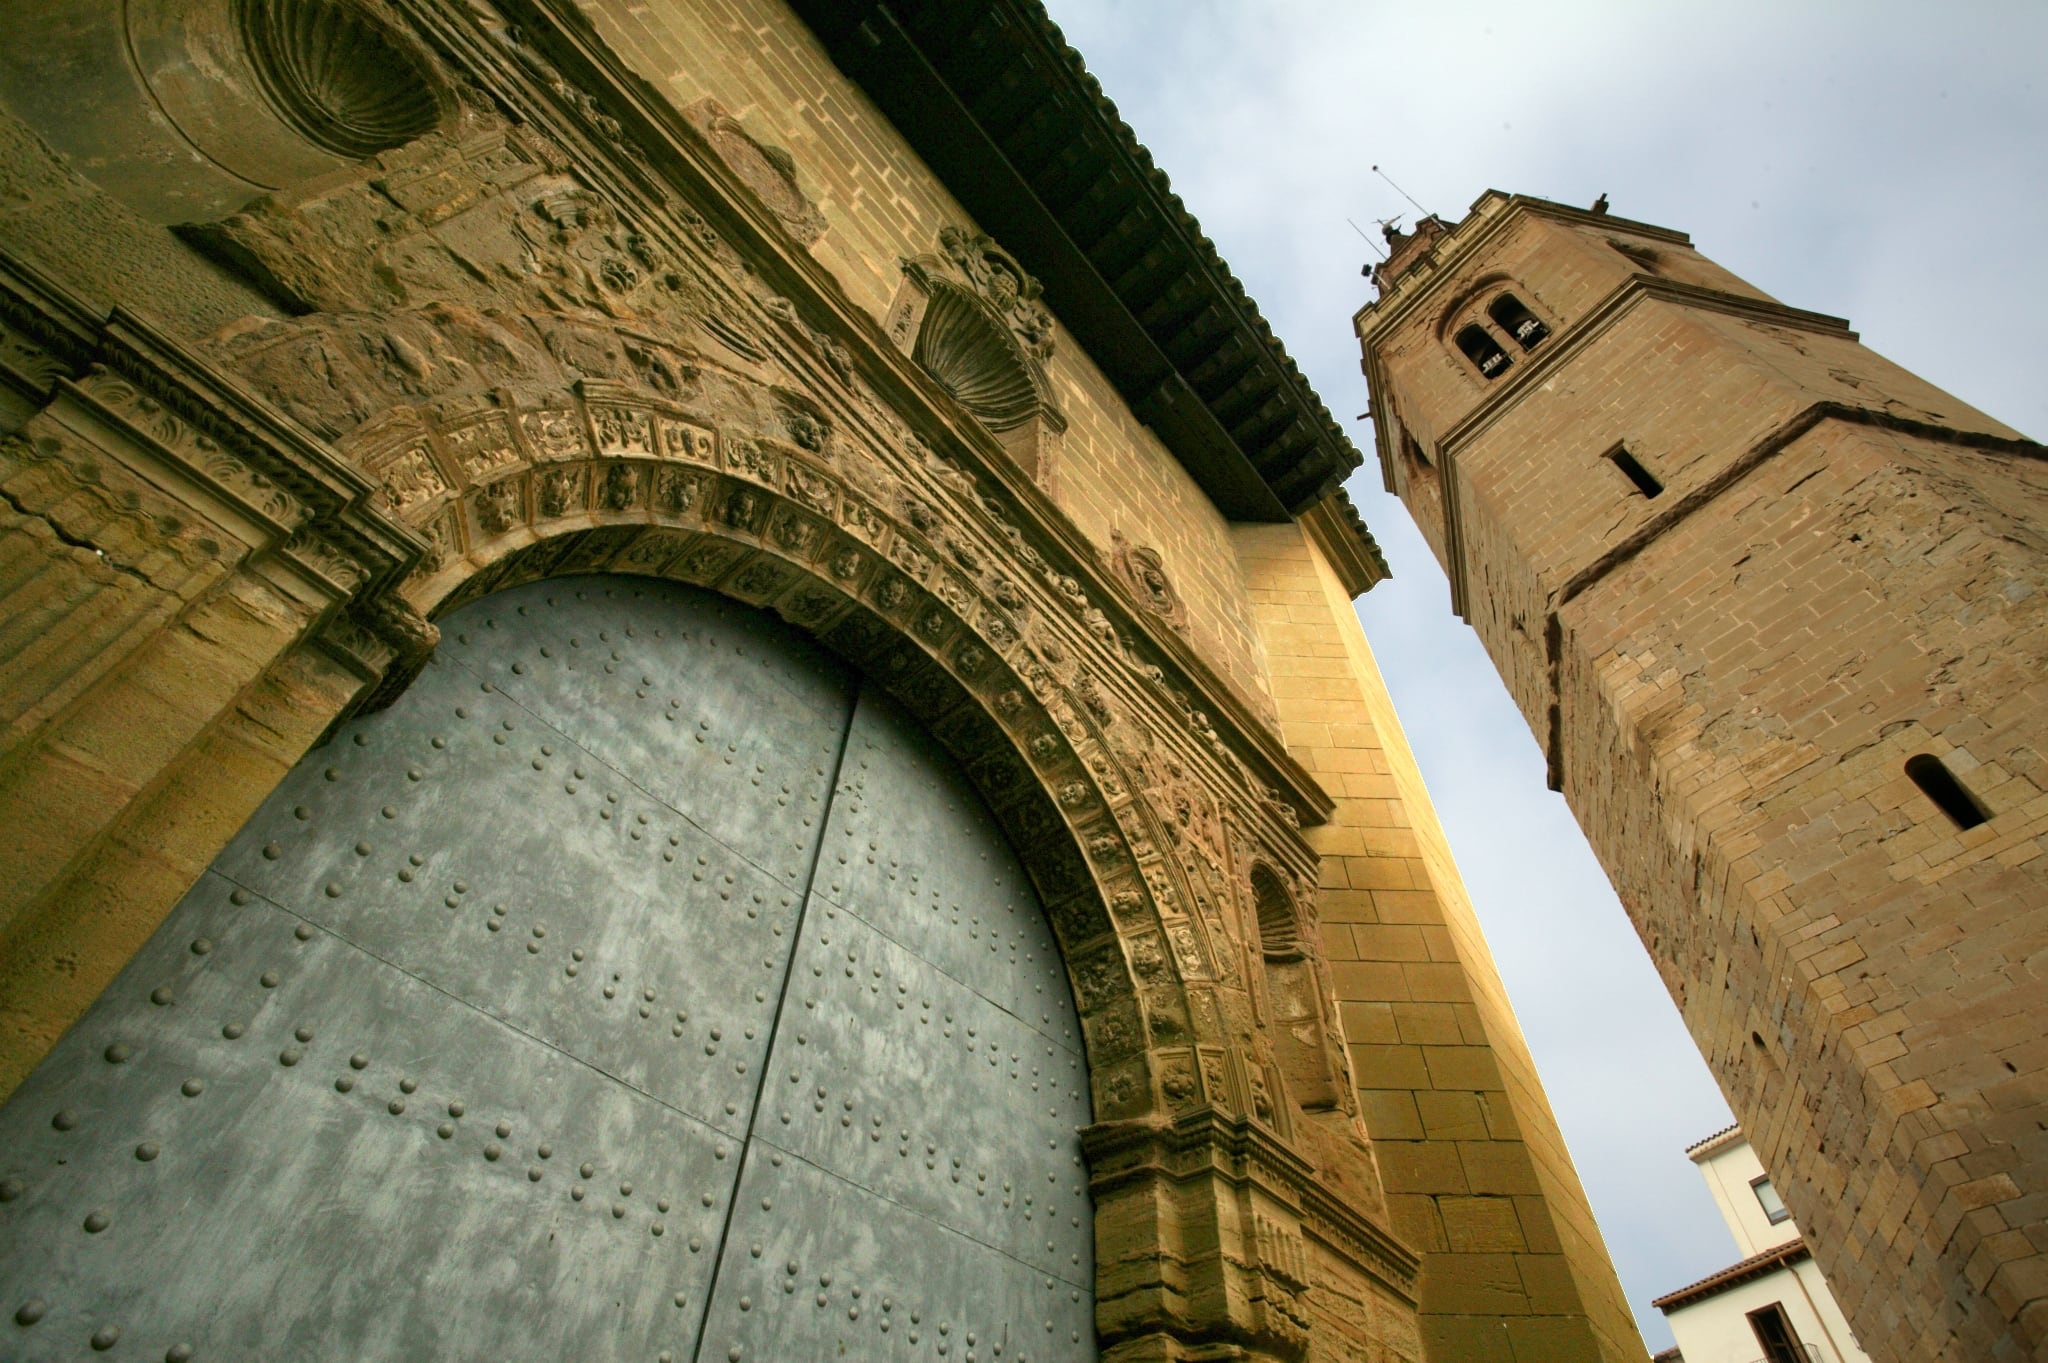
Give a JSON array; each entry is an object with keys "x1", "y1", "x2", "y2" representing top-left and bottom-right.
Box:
[{"x1": 1654, "y1": 1126, "x2": 1872, "y2": 1363}]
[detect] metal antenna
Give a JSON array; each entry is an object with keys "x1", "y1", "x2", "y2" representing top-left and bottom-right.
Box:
[
  {"x1": 1347, "y1": 217, "x2": 1389, "y2": 260},
  {"x1": 1371, "y1": 164, "x2": 1430, "y2": 218}
]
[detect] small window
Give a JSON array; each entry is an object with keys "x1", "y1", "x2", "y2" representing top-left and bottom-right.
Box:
[
  {"x1": 1607, "y1": 445, "x2": 1664, "y2": 498},
  {"x1": 1454, "y1": 324, "x2": 1512, "y2": 379},
  {"x1": 1751, "y1": 1175, "x2": 1790, "y2": 1224},
  {"x1": 1746, "y1": 1303, "x2": 1806, "y2": 1363},
  {"x1": 1488, "y1": 293, "x2": 1550, "y2": 350},
  {"x1": 1401, "y1": 428, "x2": 1432, "y2": 468},
  {"x1": 1905, "y1": 753, "x2": 1989, "y2": 829}
]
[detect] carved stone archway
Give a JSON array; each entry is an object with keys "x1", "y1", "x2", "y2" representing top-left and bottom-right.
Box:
[{"x1": 389, "y1": 415, "x2": 1178, "y2": 1128}]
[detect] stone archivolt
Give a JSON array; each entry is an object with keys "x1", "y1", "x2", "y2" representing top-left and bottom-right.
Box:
[{"x1": 0, "y1": 1, "x2": 1420, "y2": 1356}]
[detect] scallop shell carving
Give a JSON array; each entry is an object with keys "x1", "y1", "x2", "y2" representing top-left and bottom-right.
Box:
[
  {"x1": 237, "y1": 0, "x2": 447, "y2": 159},
  {"x1": 913, "y1": 284, "x2": 1043, "y2": 433}
]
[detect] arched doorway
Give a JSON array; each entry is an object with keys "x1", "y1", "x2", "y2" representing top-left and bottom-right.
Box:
[{"x1": 0, "y1": 575, "x2": 1094, "y2": 1361}]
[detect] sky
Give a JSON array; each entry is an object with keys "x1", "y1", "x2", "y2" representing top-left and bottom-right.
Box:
[{"x1": 1038, "y1": 1, "x2": 2047, "y2": 1351}]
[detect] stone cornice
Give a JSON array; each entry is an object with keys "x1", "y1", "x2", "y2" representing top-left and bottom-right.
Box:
[
  {"x1": 0, "y1": 252, "x2": 103, "y2": 375},
  {"x1": 1530, "y1": 398, "x2": 2044, "y2": 790},
  {"x1": 1299, "y1": 491, "x2": 1389, "y2": 599},
  {"x1": 1432, "y1": 276, "x2": 1855, "y2": 464},
  {"x1": 405, "y1": 0, "x2": 1333, "y2": 830},
  {"x1": 1556, "y1": 399, "x2": 2048, "y2": 617},
  {"x1": 94, "y1": 310, "x2": 427, "y2": 595},
  {"x1": 0, "y1": 251, "x2": 434, "y2": 678},
  {"x1": 1082, "y1": 1108, "x2": 1420, "y2": 1299}
]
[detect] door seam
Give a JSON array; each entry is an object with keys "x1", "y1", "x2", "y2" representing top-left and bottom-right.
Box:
[{"x1": 685, "y1": 680, "x2": 862, "y2": 1362}]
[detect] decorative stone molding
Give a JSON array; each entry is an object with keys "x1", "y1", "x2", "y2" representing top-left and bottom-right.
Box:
[
  {"x1": 1085, "y1": 1110, "x2": 1419, "y2": 1362},
  {"x1": 0, "y1": 254, "x2": 434, "y2": 694},
  {"x1": 236, "y1": 0, "x2": 454, "y2": 160},
  {"x1": 889, "y1": 226, "x2": 1066, "y2": 481},
  {"x1": 681, "y1": 98, "x2": 826, "y2": 244}
]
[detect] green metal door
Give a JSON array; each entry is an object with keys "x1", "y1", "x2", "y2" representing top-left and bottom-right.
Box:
[{"x1": 0, "y1": 575, "x2": 1093, "y2": 1361}]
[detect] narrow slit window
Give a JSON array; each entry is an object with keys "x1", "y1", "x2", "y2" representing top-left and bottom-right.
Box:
[
  {"x1": 1905, "y1": 753, "x2": 1989, "y2": 829},
  {"x1": 1454, "y1": 323, "x2": 1512, "y2": 379},
  {"x1": 1608, "y1": 445, "x2": 1663, "y2": 498},
  {"x1": 1488, "y1": 293, "x2": 1551, "y2": 349}
]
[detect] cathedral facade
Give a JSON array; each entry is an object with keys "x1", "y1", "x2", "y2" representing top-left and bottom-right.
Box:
[{"x1": 0, "y1": 2, "x2": 1646, "y2": 1361}]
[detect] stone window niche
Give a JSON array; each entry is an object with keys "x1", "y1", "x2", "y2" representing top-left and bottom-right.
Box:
[
  {"x1": 1252, "y1": 864, "x2": 1342, "y2": 1112},
  {"x1": 1607, "y1": 443, "x2": 1664, "y2": 499},
  {"x1": 889, "y1": 228, "x2": 1066, "y2": 483},
  {"x1": 1905, "y1": 752, "x2": 1990, "y2": 830}
]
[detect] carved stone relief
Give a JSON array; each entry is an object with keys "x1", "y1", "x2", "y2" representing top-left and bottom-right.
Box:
[
  {"x1": 939, "y1": 225, "x2": 1055, "y2": 362},
  {"x1": 15, "y1": 7, "x2": 1417, "y2": 1353},
  {"x1": 888, "y1": 227, "x2": 1067, "y2": 482},
  {"x1": 681, "y1": 98, "x2": 826, "y2": 244},
  {"x1": 1110, "y1": 528, "x2": 1188, "y2": 632}
]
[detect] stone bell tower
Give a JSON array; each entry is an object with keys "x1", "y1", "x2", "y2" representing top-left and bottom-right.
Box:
[{"x1": 1355, "y1": 192, "x2": 2048, "y2": 1363}]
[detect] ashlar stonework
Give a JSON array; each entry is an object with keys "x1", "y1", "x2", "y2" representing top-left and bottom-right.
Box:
[
  {"x1": 1358, "y1": 191, "x2": 2048, "y2": 1363},
  {"x1": 0, "y1": 3, "x2": 1644, "y2": 1362}
]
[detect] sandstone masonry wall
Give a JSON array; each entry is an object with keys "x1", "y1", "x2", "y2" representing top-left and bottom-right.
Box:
[
  {"x1": 1238, "y1": 520, "x2": 1646, "y2": 1363},
  {"x1": 571, "y1": 0, "x2": 1276, "y2": 716},
  {"x1": 1360, "y1": 193, "x2": 2048, "y2": 1363}
]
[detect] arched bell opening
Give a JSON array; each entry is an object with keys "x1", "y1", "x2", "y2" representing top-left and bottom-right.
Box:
[{"x1": 0, "y1": 570, "x2": 1100, "y2": 1361}]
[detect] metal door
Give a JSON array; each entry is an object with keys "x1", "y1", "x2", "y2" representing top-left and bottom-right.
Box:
[{"x1": 0, "y1": 575, "x2": 1093, "y2": 1362}]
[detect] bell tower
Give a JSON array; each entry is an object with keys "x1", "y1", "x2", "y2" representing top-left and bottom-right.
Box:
[{"x1": 1355, "y1": 192, "x2": 2048, "y2": 1363}]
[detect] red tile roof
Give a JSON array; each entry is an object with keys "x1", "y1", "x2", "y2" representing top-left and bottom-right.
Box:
[{"x1": 1654, "y1": 1238, "x2": 1811, "y2": 1311}]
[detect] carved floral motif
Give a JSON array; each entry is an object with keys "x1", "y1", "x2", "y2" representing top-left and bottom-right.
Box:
[
  {"x1": 1111, "y1": 528, "x2": 1188, "y2": 632},
  {"x1": 371, "y1": 443, "x2": 449, "y2": 513}
]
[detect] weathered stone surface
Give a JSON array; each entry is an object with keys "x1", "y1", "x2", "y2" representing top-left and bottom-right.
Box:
[
  {"x1": 1359, "y1": 190, "x2": 2048, "y2": 1363},
  {"x1": 0, "y1": 6, "x2": 1633, "y2": 1361}
]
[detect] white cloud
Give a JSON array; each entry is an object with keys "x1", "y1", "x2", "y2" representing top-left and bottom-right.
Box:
[{"x1": 1043, "y1": 0, "x2": 2046, "y2": 1349}]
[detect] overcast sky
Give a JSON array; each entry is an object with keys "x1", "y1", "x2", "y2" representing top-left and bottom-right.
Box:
[{"x1": 1039, "y1": 1, "x2": 2046, "y2": 1351}]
